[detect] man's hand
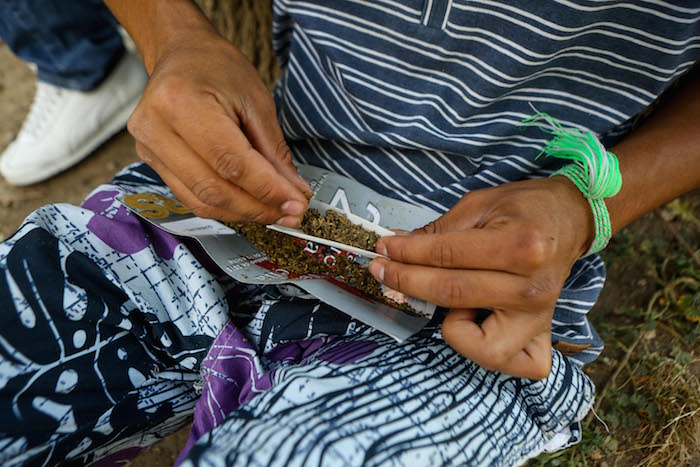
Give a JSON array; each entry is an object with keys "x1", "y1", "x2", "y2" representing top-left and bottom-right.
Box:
[
  {"x1": 369, "y1": 177, "x2": 594, "y2": 379},
  {"x1": 105, "y1": 0, "x2": 311, "y2": 226},
  {"x1": 128, "y1": 29, "x2": 312, "y2": 226}
]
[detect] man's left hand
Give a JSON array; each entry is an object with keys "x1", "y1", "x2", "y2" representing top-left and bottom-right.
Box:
[{"x1": 369, "y1": 177, "x2": 594, "y2": 379}]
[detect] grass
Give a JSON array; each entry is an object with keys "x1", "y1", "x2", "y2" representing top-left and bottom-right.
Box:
[{"x1": 533, "y1": 193, "x2": 700, "y2": 466}]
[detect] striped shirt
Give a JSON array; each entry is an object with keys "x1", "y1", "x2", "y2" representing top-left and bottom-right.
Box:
[{"x1": 271, "y1": 0, "x2": 700, "y2": 364}]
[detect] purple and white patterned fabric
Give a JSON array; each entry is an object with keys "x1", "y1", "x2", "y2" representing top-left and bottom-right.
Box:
[{"x1": 0, "y1": 164, "x2": 595, "y2": 466}]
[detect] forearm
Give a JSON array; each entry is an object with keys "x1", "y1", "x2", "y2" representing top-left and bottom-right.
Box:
[
  {"x1": 104, "y1": 0, "x2": 216, "y2": 73},
  {"x1": 607, "y1": 67, "x2": 700, "y2": 234}
]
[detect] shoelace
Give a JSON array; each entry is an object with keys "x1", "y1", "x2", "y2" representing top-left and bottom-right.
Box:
[{"x1": 18, "y1": 82, "x2": 65, "y2": 141}]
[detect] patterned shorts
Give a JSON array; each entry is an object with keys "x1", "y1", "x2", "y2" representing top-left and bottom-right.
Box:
[{"x1": 0, "y1": 164, "x2": 595, "y2": 466}]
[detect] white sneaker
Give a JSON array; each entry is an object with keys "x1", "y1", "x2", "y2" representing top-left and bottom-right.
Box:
[{"x1": 0, "y1": 50, "x2": 148, "y2": 185}]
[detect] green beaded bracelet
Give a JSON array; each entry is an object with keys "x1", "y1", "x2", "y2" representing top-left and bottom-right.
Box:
[{"x1": 522, "y1": 110, "x2": 622, "y2": 257}]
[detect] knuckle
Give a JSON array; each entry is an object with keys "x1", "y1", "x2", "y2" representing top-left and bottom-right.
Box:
[
  {"x1": 418, "y1": 222, "x2": 435, "y2": 234},
  {"x1": 275, "y1": 139, "x2": 293, "y2": 164},
  {"x1": 383, "y1": 262, "x2": 403, "y2": 291},
  {"x1": 440, "y1": 317, "x2": 458, "y2": 344},
  {"x1": 250, "y1": 180, "x2": 277, "y2": 204},
  {"x1": 127, "y1": 108, "x2": 151, "y2": 143},
  {"x1": 191, "y1": 179, "x2": 229, "y2": 209},
  {"x1": 210, "y1": 145, "x2": 247, "y2": 181},
  {"x1": 438, "y1": 276, "x2": 466, "y2": 307},
  {"x1": 420, "y1": 217, "x2": 447, "y2": 235},
  {"x1": 238, "y1": 89, "x2": 277, "y2": 126},
  {"x1": 431, "y1": 237, "x2": 456, "y2": 267},
  {"x1": 237, "y1": 93, "x2": 255, "y2": 122},
  {"x1": 532, "y1": 359, "x2": 552, "y2": 380},
  {"x1": 151, "y1": 77, "x2": 188, "y2": 113},
  {"x1": 514, "y1": 228, "x2": 548, "y2": 270},
  {"x1": 251, "y1": 210, "x2": 276, "y2": 224},
  {"x1": 520, "y1": 274, "x2": 558, "y2": 306},
  {"x1": 387, "y1": 240, "x2": 406, "y2": 262},
  {"x1": 237, "y1": 201, "x2": 266, "y2": 222},
  {"x1": 481, "y1": 345, "x2": 509, "y2": 372},
  {"x1": 126, "y1": 112, "x2": 142, "y2": 138}
]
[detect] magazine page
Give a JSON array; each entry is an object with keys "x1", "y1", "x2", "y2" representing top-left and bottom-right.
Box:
[{"x1": 119, "y1": 164, "x2": 441, "y2": 341}]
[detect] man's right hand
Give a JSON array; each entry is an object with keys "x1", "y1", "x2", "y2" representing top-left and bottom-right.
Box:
[{"x1": 125, "y1": 26, "x2": 312, "y2": 226}]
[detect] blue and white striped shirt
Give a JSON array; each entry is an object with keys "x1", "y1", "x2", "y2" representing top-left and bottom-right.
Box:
[{"x1": 272, "y1": 0, "x2": 699, "y2": 364}]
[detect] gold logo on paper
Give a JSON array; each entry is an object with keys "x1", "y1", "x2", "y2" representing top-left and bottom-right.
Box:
[{"x1": 123, "y1": 193, "x2": 191, "y2": 219}]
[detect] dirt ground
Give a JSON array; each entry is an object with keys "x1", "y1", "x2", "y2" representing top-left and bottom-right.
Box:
[{"x1": 1, "y1": 11, "x2": 698, "y2": 465}]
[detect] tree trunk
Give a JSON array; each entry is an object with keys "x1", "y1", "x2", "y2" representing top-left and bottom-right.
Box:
[{"x1": 195, "y1": 0, "x2": 280, "y2": 88}]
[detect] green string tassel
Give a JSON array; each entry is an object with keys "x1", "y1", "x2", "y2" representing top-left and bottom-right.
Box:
[{"x1": 522, "y1": 111, "x2": 622, "y2": 199}]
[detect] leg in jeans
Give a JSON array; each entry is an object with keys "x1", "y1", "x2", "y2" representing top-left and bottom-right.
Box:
[
  {"x1": 0, "y1": 0, "x2": 124, "y2": 91},
  {"x1": 0, "y1": 0, "x2": 147, "y2": 186}
]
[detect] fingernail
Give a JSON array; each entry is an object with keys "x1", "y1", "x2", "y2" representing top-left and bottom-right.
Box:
[
  {"x1": 281, "y1": 200, "x2": 306, "y2": 216},
  {"x1": 375, "y1": 240, "x2": 388, "y2": 257},
  {"x1": 369, "y1": 261, "x2": 385, "y2": 282},
  {"x1": 275, "y1": 216, "x2": 300, "y2": 228}
]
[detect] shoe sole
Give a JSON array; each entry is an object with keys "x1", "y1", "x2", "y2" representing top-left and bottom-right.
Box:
[{"x1": 3, "y1": 94, "x2": 141, "y2": 186}]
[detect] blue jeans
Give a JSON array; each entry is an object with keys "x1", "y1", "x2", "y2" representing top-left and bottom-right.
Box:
[{"x1": 0, "y1": 0, "x2": 124, "y2": 91}]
